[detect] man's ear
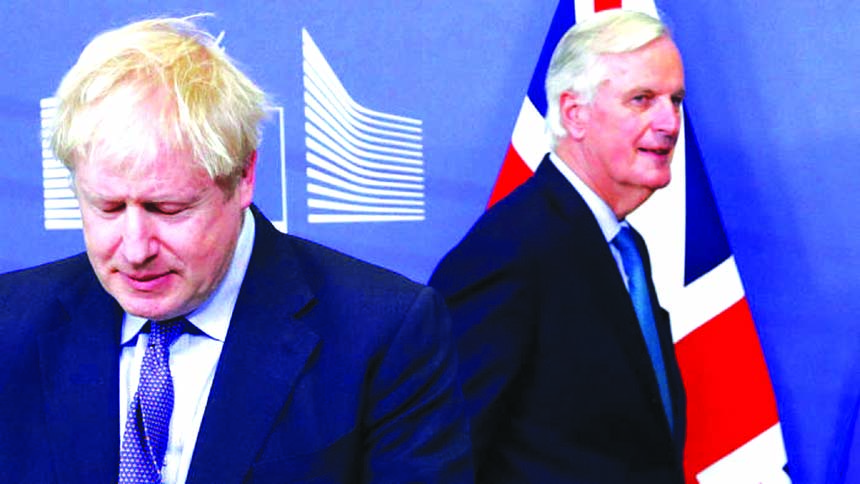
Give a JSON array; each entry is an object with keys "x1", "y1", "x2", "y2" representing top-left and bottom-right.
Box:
[
  {"x1": 236, "y1": 150, "x2": 257, "y2": 208},
  {"x1": 559, "y1": 90, "x2": 589, "y2": 140},
  {"x1": 244, "y1": 150, "x2": 257, "y2": 177}
]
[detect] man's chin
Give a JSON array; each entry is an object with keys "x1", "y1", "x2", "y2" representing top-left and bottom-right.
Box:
[
  {"x1": 114, "y1": 293, "x2": 183, "y2": 321},
  {"x1": 645, "y1": 168, "x2": 672, "y2": 190}
]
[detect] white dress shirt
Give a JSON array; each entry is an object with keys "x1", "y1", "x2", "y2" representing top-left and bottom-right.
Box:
[{"x1": 119, "y1": 209, "x2": 255, "y2": 484}]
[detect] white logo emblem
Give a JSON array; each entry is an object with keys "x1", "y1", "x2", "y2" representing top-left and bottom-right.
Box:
[
  {"x1": 40, "y1": 97, "x2": 80, "y2": 230},
  {"x1": 302, "y1": 29, "x2": 425, "y2": 223}
]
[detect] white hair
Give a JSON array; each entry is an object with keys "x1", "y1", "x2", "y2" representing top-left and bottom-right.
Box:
[{"x1": 544, "y1": 9, "x2": 669, "y2": 146}]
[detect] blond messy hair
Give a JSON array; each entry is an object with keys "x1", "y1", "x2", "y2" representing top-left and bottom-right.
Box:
[
  {"x1": 544, "y1": 9, "x2": 669, "y2": 146},
  {"x1": 50, "y1": 14, "x2": 268, "y2": 191}
]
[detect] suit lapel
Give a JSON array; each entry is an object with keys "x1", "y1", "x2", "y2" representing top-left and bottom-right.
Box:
[
  {"x1": 534, "y1": 158, "x2": 675, "y2": 433},
  {"x1": 187, "y1": 210, "x2": 320, "y2": 484},
  {"x1": 37, "y1": 267, "x2": 123, "y2": 482}
]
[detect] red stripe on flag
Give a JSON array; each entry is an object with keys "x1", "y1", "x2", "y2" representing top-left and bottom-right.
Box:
[
  {"x1": 675, "y1": 298, "x2": 781, "y2": 483},
  {"x1": 595, "y1": 0, "x2": 623, "y2": 11},
  {"x1": 487, "y1": 144, "x2": 534, "y2": 209}
]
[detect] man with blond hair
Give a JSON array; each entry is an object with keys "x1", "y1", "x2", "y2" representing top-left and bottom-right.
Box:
[
  {"x1": 0, "y1": 15, "x2": 472, "y2": 483},
  {"x1": 431, "y1": 9, "x2": 687, "y2": 483}
]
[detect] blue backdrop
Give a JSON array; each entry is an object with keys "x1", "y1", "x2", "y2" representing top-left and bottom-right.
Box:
[{"x1": 0, "y1": 2, "x2": 857, "y2": 482}]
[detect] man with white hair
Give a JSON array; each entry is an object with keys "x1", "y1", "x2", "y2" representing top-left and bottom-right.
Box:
[{"x1": 431, "y1": 9, "x2": 687, "y2": 483}]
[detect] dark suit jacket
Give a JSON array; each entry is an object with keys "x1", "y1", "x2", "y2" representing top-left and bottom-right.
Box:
[
  {"x1": 0, "y1": 206, "x2": 472, "y2": 483},
  {"x1": 429, "y1": 157, "x2": 686, "y2": 483}
]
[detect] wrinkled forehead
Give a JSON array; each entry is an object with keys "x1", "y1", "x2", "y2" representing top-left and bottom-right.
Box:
[{"x1": 595, "y1": 36, "x2": 684, "y2": 86}]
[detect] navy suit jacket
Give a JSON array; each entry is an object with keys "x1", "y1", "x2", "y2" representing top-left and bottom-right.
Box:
[
  {"x1": 430, "y1": 157, "x2": 686, "y2": 483},
  {"x1": 0, "y1": 207, "x2": 473, "y2": 483}
]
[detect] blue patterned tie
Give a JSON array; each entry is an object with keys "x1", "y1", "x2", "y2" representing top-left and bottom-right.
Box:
[
  {"x1": 119, "y1": 319, "x2": 183, "y2": 483},
  {"x1": 612, "y1": 226, "x2": 673, "y2": 431}
]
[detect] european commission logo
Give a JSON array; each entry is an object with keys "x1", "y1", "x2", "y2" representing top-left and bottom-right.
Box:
[
  {"x1": 40, "y1": 97, "x2": 80, "y2": 230},
  {"x1": 302, "y1": 29, "x2": 426, "y2": 223}
]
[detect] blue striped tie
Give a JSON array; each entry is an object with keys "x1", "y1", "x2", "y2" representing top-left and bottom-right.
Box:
[
  {"x1": 118, "y1": 319, "x2": 183, "y2": 483},
  {"x1": 613, "y1": 226, "x2": 673, "y2": 431}
]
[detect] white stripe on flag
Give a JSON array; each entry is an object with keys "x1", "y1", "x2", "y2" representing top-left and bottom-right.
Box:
[
  {"x1": 622, "y1": 0, "x2": 659, "y2": 17},
  {"x1": 697, "y1": 423, "x2": 792, "y2": 484},
  {"x1": 574, "y1": 0, "x2": 596, "y2": 21},
  {"x1": 510, "y1": 98, "x2": 550, "y2": 171},
  {"x1": 669, "y1": 256, "x2": 746, "y2": 343}
]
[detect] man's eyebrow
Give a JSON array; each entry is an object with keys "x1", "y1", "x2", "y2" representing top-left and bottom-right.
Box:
[{"x1": 624, "y1": 87, "x2": 655, "y2": 96}]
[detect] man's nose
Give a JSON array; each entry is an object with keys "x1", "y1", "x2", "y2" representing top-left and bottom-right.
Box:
[
  {"x1": 121, "y1": 208, "x2": 157, "y2": 265},
  {"x1": 653, "y1": 97, "x2": 681, "y2": 138}
]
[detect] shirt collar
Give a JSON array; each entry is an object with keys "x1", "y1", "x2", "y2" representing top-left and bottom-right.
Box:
[
  {"x1": 549, "y1": 151, "x2": 625, "y2": 243},
  {"x1": 121, "y1": 208, "x2": 256, "y2": 344}
]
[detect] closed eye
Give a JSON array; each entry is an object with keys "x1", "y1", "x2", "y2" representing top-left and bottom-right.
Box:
[
  {"x1": 144, "y1": 203, "x2": 188, "y2": 216},
  {"x1": 99, "y1": 202, "x2": 125, "y2": 214}
]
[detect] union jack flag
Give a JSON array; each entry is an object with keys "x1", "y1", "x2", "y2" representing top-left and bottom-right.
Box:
[{"x1": 490, "y1": 1, "x2": 792, "y2": 482}]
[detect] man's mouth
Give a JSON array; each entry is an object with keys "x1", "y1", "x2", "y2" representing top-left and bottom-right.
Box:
[
  {"x1": 638, "y1": 147, "x2": 672, "y2": 156},
  {"x1": 120, "y1": 271, "x2": 171, "y2": 291}
]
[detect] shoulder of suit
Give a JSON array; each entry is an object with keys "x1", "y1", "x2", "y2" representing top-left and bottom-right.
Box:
[
  {"x1": 277, "y1": 231, "x2": 424, "y2": 295},
  {"x1": 0, "y1": 252, "x2": 92, "y2": 291}
]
